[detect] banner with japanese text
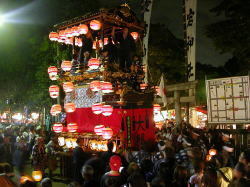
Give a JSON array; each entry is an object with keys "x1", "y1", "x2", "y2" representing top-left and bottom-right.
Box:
[{"x1": 185, "y1": 0, "x2": 197, "y2": 81}]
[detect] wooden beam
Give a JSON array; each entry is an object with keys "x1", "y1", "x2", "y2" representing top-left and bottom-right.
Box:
[
  {"x1": 165, "y1": 80, "x2": 198, "y2": 92},
  {"x1": 155, "y1": 96, "x2": 196, "y2": 104}
]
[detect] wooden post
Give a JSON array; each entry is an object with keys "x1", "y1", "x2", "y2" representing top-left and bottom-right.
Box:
[{"x1": 174, "y1": 90, "x2": 181, "y2": 128}]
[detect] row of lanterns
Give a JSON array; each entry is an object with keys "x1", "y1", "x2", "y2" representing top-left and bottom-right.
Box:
[
  {"x1": 49, "y1": 82, "x2": 74, "y2": 99},
  {"x1": 92, "y1": 103, "x2": 113, "y2": 116},
  {"x1": 94, "y1": 125, "x2": 113, "y2": 139},
  {"x1": 50, "y1": 103, "x2": 76, "y2": 116},
  {"x1": 90, "y1": 80, "x2": 113, "y2": 93},
  {"x1": 52, "y1": 123, "x2": 78, "y2": 133}
]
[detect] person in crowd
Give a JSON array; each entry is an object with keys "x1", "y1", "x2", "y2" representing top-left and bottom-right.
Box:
[
  {"x1": 101, "y1": 140, "x2": 117, "y2": 169},
  {"x1": 100, "y1": 155, "x2": 124, "y2": 187},
  {"x1": 229, "y1": 162, "x2": 250, "y2": 187},
  {"x1": 31, "y1": 137, "x2": 47, "y2": 172},
  {"x1": 202, "y1": 167, "x2": 218, "y2": 187},
  {"x1": 40, "y1": 177, "x2": 52, "y2": 187},
  {"x1": 73, "y1": 137, "x2": 88, "y2": 184},
  {"x1": 172, "y1": 165, "x2": 189, "y2": 187},
  {"x1": 81, "y1": 164, "x2": 98, "y2": 187},
  {"x1": 126, "y1": 172, "x2": 147, "y2": 187},
  {"x1": 13, "y1": 136, "x2": 28, "y2": 174},
  {"x1": 238, "y1": 149, "x2": 250, "y2": 179},
  {"x1": 188, "y1": 159, "x2": 205, "y2": 187},
  {"x1": 0, "y1": 136, "x2": 6, "y2": 163}
]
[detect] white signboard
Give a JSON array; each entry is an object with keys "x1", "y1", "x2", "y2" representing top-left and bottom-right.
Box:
[{"x1": 206, "y1": 76, "x2": 250, "y2": 123}]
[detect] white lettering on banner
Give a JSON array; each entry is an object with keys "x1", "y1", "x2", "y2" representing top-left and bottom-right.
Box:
[{"x1": 185, "y1": 0, "x2": 197, "y2": 81}]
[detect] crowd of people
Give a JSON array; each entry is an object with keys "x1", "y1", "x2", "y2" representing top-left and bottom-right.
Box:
[{"x1": 0, "y1": 122, "x2": 250, "y2": 187}]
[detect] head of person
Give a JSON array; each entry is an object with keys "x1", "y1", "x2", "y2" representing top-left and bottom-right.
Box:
[
  {"x1": 233, "y1": 162, "x2": 246, "y2": 179},
  {"x1": 127, "y1": 172, "x2": 147, "y2": 187},
  {"x1": 123, "y1": 27, "x2": 129, "y2": 35},
  {"x1": 40, "y1": 178, "x2": 52, "y2": 187},
  {"x1": 202, "y1": 168, "x2": 218, "y2": 187},
  {"x1": 173, "y1": 165, "x2": 188, "y2": 181},
  {"x1": 140, "y1": 159, "x2": 153, "y2": 173},
  {"x1": 193, "y1": 159, "x2": 205, "y2": 173},
  {"x1": 36, "y1": 137, "x2": 44, "y2": 145},
  {"x1": 81, "y1": 165, "x2": 94, "y2": 181},
  {"x1": 222, "y1": 132, "x2": 230, "y2": 142},
  {"x1": 107, "y1": 140, "x2": 114, "y2": 152},
  {"x1": 239, "y1": 149, "x2": 250, "y2": 166},
  {"x1": 109, "y1": 155, "x2": 121, "y2": 172},
  {"x1": 127, "y1": 162, "x2": 140, "y2": 176},
  {"x1": 76, "y1": 137, "x2": 84, "y2": 146}
]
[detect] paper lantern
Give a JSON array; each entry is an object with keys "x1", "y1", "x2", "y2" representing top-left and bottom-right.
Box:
[
  {"x1": 58, "y1": 30, "x2": 66, "y2": 39},
  {"x1": 101, "y1": 82, "x2": 113, "y2": 93},
  {"x1": 140, "y1": 83, "x2": 148, "y2": 90},
  {"x1": 94, "y1": 125, "x2": 105, "y2": 135},
  {"x1": 92, "y1": 103, "x2": 103, "y2": 115},
  {"x1": 92, "y1": 41, "x2": 97, "y2": 49},
  {"x1": 20, "y1": 176, "x2": 33, "y2": 184},
  {"x1": 88, "y1": 58, "x2": 100, "y2": 70},
  {"x1": 130, "y1": 32, "x2": 139, "y2": 40},
  {"x1": 206, "y1": 155, "x2": 212, "y2": 161},
  {"x1": 49, "y1": 85, "x2": 59, "y2": 98},
  {"x1": 104, "y1": 38, "x2": 108, "y2": 45},
  {"x1": 90, "y1": 81, "x2": 101, "y2": 92},
  {"x1": 76, "y1": 37, "x2": 82, "y2": 47},
  {"x1": 61, "y1": 60, "x2": 72, "y2": 71},
  {"x1": 67, "y1": 123, "x2": 78, "y2": 132},
  {"x1": 64, "y1": 102, "x2": 76, "y2": 113},
  {"x1": 50, "y1": 104, "x2": 62, "y2": 116},
  {"x1": 49, "y1": 32, "x2": 59, "y2": 41},
  {"x1": 65, "y1": 28, "x2": 73, "y2": 38},
  {"x1": 31, "y1": 112, "x2": 39, "y2": 120},
  {"x1": 71, "y1": 26, "x2": 80, "y2": 36},
  {"x1": 32, "y1": 170, "x2": 42, "y2": 182},
  {"x1": 102, "y1": 105, "x2": 113, "y2": 116},
  {"x1": 102, "y1": 128, "x2": 113, "y2": 139},
  {"x1": 52, "y1": 123, "x2": 63, "y2": 133},
  {"x1": 78, "y1": 24, "x2": 89, "y2": 35},
  {"x1": 209, "y1": 149, "x2": 217, "y2": 156},
  {"x1": 90, "y1": 20, "x2": 101, "y2": 30},
  {"x1": 63, "y1": 82, "x2": 74, "y2": 93},
  {"x1": 48, "y1": 66, "x2": 58, "y2": 78},
  {"x1": 153, "y1": 104, "x2": 161, "y2": 113}
]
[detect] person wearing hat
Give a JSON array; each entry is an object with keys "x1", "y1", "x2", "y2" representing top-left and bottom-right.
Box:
[{"x1": 100, "y1": 155, "x2": 124, "y2": 187}]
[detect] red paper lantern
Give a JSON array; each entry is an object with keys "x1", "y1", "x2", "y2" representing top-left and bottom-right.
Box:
[
  {"x1": 90, "y1": 20, "x2": 102, "y2": 30},
  {"x1": 48, "y1": 66, "x2": 58, "y2": 80},
  {"x1": 49, "y1": 32, "x2": 59, "y2": 41},
  {"x1": 65, "y1": 28, "x2": 73, "y2": 38},
  {"x1": 63, "y1": 82, "x2": 74, "y2": 93},
  {"x1": 102, "y1": 127, "x2": 113, "y2": 139},
  {"x1": 67, "y1": 123, "x2": 78, "y2": 132},
  {"x1": 94, "y1": 125, "x2": 105, "y2": 135},
  {"x1": 130, "y1": 32, "x2": 139, "y2": 40},
  {"x1": 49, "y1": 85, "x2": 60, "y2": 98},
  {"x1": 75, "y1": 38, "x2": 82, "y2": 47},
  {"x1": 92, "y1": 103, "x2": 103, "y2": 114},
  {"x1": 102, "y1": 105, "x2": 113, "y2": 116},
  {"x1": 58, "y1": 30, "x2": 66, "y2": 39},
  {"x1": 140, "y1": 83, "x2": 148, "y2": 90},
  {"x1": 64, "y1": 103, "x2": 76, "y2": 113},
  {"x1": 90, "y1": 81, "x2": 101, "y2": 92},
  {"x1": 71, "y1": 26, "x2": 80, "y2": 37},
  {"x1": 50, "y1": 104, "x2": 62, "y2": 116},
  {"x1": 52, "y1": 123, "x2": 63, "y2": 133},
  {"x1": 78, "y1": 24, "x2": 89, "y2": 35},
  {"x1": 101, "y1": 82, "x2": 113, "y2": 93},
  {"x1": 209, "y1": 149, "x2": 217, "y2": 156},
  {"x1": 104, "y1": 38, "x2": 108, "y2": 45},
  {"x1": 153, "y1": 104, "x2": 161, "y2": 113},
  {"x1": 88, "y1": 58, "x2": 100, "y2": 70},
  {"x1": 61, "y1": 61, "x2": 72, "y2": 71}
]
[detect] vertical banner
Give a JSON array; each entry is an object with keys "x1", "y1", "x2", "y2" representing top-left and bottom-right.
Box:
[
  {"x1": 185, "y1": 0, "x2": 197, "y2": 81},
  {"x1": 142, "y1": 0, "x2": 154, "y2": 83}
]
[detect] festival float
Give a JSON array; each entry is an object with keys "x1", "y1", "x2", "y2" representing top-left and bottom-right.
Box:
[{"x1": 47, "y1": 4, "x2": 157, "y2": 152}]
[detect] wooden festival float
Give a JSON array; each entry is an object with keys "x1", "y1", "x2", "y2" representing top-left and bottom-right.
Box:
[{"x1": 48, "y1": 4, "x2": 158, "y2": 154}]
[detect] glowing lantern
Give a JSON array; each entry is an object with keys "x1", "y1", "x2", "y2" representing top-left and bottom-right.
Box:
[
  {"x1": 64, "y1": 38, "x2": 71, "y2": 45},
  {"x1": 94, "y1": 125, "x2": 105, "y2": 135},
  {"x1": 92, "y1": 103, "x2": 103, "y2": 114},
  {"x1": 49, "y1": 32, "x2": 59, "y2": 41},
  {"x1": 58, "y1": 30, "x2": 66, "y2": 39},
  {"x1": 76, "y1": 38, "x2": 82, "y2": 47},
  {"x1": 58, "y1": 137, "x2": 65, "y2": 146},
  {"x1": 88, "y1": 58, "x2": 100, "y2": 70},
  {"x1": 78, "y1": 24, "x2": 89, "y2": 35},
  {"x1": 209, "y1": 149, "x2": 217, "y2": 156},
  {"x1": 71, "y1": 26, "x2": 80, "y2": 36},
  {"x1": 67, "y1": 123, "x2": 78, "y2": 132},
  {"x1": 98, "y1": 40, "x2": 103, "y2": 48},
  {"x1": 31, "y1": 112, "x2": 39, "y2": 120},
  {"x1": 12, "y1": 113, "x2": 23, "y2": 121},
  {"x1": 130, "y1": 32, "x2": 139, "y2": 40},
  {"x1": 49, "y1": 85, "x2": 59, "y2": 98},
  {"x1": 48, "y1": 66, "x2": 58, "y2": 80},
  {"x1": 61, "y1": 61, "x2": 72, "y2": 71},
  {"x1": 92, "y1": 41, "x2": 96, "y2": 49},
  {"x1": 65, "y1": 28, "x2": 73, "y2": 37},
  {"x1": 206, "y1": 155, "x2": 212, "y2": 161},
  {"x1": 102, "y1": 128, "x2": 113, "y2": 139},
  {"x1": 63, "y1": 82, "x2": 74, "y2": 93},
  {"x1": 90, "y1": 81, "x2": 101, "y2": 92},
  {"x1": 32, "y1": 170, "x2": 42, "y2": 182},
  {"x1": 155, "y1": 122, "x2": 163, "y2": 129},
  {"x1": 101, "y1": 82, "x2": 113, "y2": 93},
  {"x1": 64, "y1": 102, "x2": 76, "y2": 113},
  {"x1": 90, "y1": 20, "x2": 102, "y2": 30},
  {"x1": 20, "y1": 176, "x2": 33, "y2": 184},
  {"x1": 140, "y1": 83, "x2": 148, "y2": 90},
  {"x1": 102, "y1": 105, "x2": 113, "y2": 116},
  {"x1": 52, "y1": 123, "x2": 63, "y2": 133},
  {"x1": 153, "y1": 104, "x2": 161, "y2": 113},
  {"x1": 104, "y1": 38, "x2": 108, "y2": 45},
  {"x1": 50, "y1": 104, "x2": 62, "y2": 116}
]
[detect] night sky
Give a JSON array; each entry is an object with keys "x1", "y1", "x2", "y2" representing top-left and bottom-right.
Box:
[{"x1": 0, "y1": 0, "x2": 231, "y2": 67}]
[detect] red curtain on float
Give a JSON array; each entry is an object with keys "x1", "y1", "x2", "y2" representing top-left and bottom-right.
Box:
[{"x1": 66, "y1": 108, "x2": 155, "y2": 148}]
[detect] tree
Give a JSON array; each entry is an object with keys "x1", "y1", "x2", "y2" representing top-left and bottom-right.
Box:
[{"x1": 206, "y1": 0, "x2": 250, "y2": 74}]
